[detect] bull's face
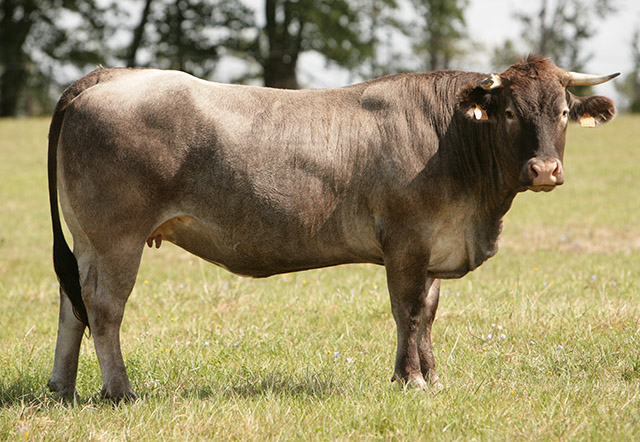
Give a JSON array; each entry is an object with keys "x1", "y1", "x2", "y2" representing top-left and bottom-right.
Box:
[{"x1": 461, "y1": 56, "x2": 618, "y2": 193}]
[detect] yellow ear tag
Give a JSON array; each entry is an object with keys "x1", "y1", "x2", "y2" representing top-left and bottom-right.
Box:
[
  {"x1": 474, "y1": 105, "x2": 488, "y2": 120},
  {"x1": 580, "y1": 113, "x2": 596, "y2": 128}
]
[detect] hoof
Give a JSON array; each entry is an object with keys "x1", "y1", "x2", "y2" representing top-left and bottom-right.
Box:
[
  {"x1": 430, "y1": 376, "x2": 445, "y2": 394},
  {"x1": 100, "y1": 386, "x2": 138, "y2": 403},
  {"x1": 47, "y1": 378, "x2": 77, "y2": 400},
  {"x1": 392, "y1": 372, "x2": 429, "y2": 390},
  {"x1": 407, "y1": 373, "x2": 429, "y2": 390}
]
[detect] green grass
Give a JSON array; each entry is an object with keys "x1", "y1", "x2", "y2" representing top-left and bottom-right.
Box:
[{"x1": 0, "y1": 116, "x2": 638, "y2": 441}]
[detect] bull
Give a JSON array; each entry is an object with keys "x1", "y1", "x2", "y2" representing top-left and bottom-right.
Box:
[{"x1": 47, "y1": 55, "x2": 617, "y2": 400}]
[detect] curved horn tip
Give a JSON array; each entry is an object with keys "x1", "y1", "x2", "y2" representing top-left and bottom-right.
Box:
[
  {"x1": 480, "y1": 74, "x2": 503, "y2": 90},
  {"x1": 567, "y1": 71, "x2": 621, "y2": 87}
]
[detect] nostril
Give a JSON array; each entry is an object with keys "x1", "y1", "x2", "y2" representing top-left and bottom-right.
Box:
[
  {"x1": 529, "y1": 160, "x2": 560, "y2": 187},
  {"x1": 530, "y1": 162, "x2": 541, "y2": 178}
]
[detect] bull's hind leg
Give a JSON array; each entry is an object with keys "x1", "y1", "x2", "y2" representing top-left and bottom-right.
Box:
[
  {"x1": 48, "y1": 289, "x2": 86, "y2": 398},
  {"x1": 83, "y1": 242, "x2": 144, "y2": 401},
  {"x1": 385, "y1": 252, "x2": 441, "y2": 390},
  {"x1": 48, "y1": 238, "x2": 94, "y2": 398},
  {"x1": 48, "y1": 236, "x2": 142, "y2": 401}
]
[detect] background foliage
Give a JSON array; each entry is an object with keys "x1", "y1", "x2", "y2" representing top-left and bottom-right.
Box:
[{"x1": 1, "y1": 0, "x2": 637, "y2": 116}]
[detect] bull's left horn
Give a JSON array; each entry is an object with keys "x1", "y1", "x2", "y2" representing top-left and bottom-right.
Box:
[
  {"x1": 480, "y1": 74, "x2": 503, "y2": 90},
  {"x1": 566, "y1": 71, "x2": 620, "y2": 87}
]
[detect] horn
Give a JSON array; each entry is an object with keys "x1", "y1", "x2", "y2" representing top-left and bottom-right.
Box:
[
  {"x1": 480, "y1": 74, "x2": 503, "y2": 90},
  {"x1": 566, "y1": 71, "x2": 620, "y2": 87}
]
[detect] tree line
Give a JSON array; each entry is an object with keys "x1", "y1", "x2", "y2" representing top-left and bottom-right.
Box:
[{"x1": 0, "y1": 0, "x2": 635, "y2": 117}]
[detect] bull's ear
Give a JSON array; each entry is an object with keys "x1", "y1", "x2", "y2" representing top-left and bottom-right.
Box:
[
  {"x1": 458, "y1": 80, "x2": 501, "y2": 122},
  {"x1": 568, "y1": 92, "x2": 616, "y2": 127}
]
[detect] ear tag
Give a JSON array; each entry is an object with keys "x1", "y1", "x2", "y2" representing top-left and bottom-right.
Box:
[
  {"x1": 580, "y1": 113, "x2": 596, "y2": 128},
  {"x1": 474, "y1": 105, "x2": 488, "y2": 121}
]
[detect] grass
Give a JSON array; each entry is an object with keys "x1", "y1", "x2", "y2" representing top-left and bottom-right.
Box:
[{"x1": 0, "y1": 115, "x2": 638, "y2": 440}]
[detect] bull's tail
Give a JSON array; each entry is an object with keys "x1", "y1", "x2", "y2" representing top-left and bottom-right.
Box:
[{"x1": 47, "y1": 68, "x2": 107, "y2": 329}]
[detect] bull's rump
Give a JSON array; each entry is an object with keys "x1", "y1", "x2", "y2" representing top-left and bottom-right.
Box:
[{"x1": 57, "y1": 69, "x2": 385, "y2": 277}]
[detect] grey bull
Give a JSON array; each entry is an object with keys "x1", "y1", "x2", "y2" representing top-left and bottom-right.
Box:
[{"x1": 47, "y1": 55, "x2": 618, "y2": 400}]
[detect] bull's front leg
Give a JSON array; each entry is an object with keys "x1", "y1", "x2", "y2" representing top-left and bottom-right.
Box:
[
  {"x1": 48, "y1": 290, "x2": 86, "y2": 398},
  {"x1": 418, "y1": 279, "x2": 441, "y2": 388},
  {"x1": 385, "y1": 252, "x2": 441, "y2": 389}
]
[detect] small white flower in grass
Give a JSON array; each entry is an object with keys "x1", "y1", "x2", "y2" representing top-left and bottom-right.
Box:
[
  {"x1": 530, "y1": 340, "x2": 536, "y2": 345},
  {"x1": 346, "y1": 357, "x2": 355, "y2": 364},
  {"x1": 233, "y1": 342, "x2": 239, "y2": 347},
  {"x1": 491, "y1": 324, "x2": 496, "y2": 328},
  {"x1": 591, "y1": 274, "x2": 597, "y2": 282},
  {"x1": 487, "y1": 333, "x2": 493, "y2": 340},
  {"x1": 499, "y1": 334, "x2": 506, "y2": 340},
  {"x1": 497, "y1": 325, "x2": 503, "y2": 330},
  {"x1": 204, "y1": 341, "x2": 210, "y2": 346},
  {"x1": 556, "y1": 344, "x2": 563, "y2": 350}
]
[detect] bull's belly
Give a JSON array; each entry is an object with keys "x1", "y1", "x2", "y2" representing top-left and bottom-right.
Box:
[
  {"x1": 151, "y1": 215, "x2": 383, "y2": 277},
  {"x1": 149, "y1": 214, "x2": 498, "y2": 279}
]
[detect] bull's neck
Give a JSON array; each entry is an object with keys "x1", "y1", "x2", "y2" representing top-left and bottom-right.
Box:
[{"x1": 416, "y1": 74, "x2": 521, "y2": 247}]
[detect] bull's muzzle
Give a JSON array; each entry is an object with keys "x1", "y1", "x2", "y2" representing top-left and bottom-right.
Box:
[{"x1": 523, "y1": 158, "x2": 564, "y2": 192}]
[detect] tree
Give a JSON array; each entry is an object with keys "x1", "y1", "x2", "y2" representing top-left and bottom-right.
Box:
[
  {"x1": 0, "y1": 0, "x2": 112, "y2": 116},
  {"x1": 615, "y1": 27, "x2": 640, "y2": 112},
  {"x1": 230, "y1": 0, "x2": 400, "y2": 89},
  {"x1": 409, "y1": 0, "x2": 469, "y2": 72},
  {"x1": 120, "y1": 0, "x2": 253, "y2": 79},
  {"x1": 493, "y1": 0, "x2": 616, "y2": 72},
  {"x1": 125, "y1": 0, "x2": 154, "y2": 68}
]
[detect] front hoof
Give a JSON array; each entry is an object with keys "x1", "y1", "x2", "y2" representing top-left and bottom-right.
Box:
[
  {"x1": 430, "y1": 376, "x2": 445, "y2": 394},
  {"x1": 392, "y1": 372, "x2": 429, "y2": 390},
  {"x1": 47, "y1": 378, "x2": 77, "y2": 400},
  {"x1": 100, "y1": 386, "x2": 138, "y2": 403}
]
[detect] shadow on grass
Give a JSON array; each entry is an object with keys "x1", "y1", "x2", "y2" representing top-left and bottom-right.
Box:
[
  {"x1": 0, "y1": 377, "x2": 107, "y2": 409},
  {"x1": 1, "y1": 369, "x2": 349, "y2": 406},
  {"x1": 180, "y1": 369, "x2": 347, "y2": 400},
  {"x1": 0, "y1": 379, "x2": 67, "y2": 408}
]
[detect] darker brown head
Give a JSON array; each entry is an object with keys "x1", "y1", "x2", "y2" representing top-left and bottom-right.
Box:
[{"x1": 459, "y1": 55, "x2": 618, "y2": 193}]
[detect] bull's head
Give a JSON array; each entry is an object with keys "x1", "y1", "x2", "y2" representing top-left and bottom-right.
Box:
[{"x1": 461, "y1": 56, "x2": 618, "y2": 192}]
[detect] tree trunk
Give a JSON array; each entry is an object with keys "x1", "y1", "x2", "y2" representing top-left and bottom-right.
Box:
[
  {"x1": 125, "y1": 0, "x2": 154, "y2": 67},
  {"x1": 0, "y1": 65, "x2": 28, "y2": 117},
  {"x1": 539, "y1": 0, "x2": 549, "y2": 55},
  {"x1": 0, "y1": 0, "x2": 35, "y2": 116},
  {"x1": 263, "y1": 0, "x2": 300, "y2": 89},
  {"x1": 174, "y1": 0, "x2": 186, "y2": 71},
  {"x1": 264, "y1": 52, "x2": 299, "y2": 89}
]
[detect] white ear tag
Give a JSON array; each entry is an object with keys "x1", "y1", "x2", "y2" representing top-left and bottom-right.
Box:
[
  {"x1": 474, "y1": 105, "x2": 488, "y2": 120},
  {"x1": 579, "y1": 113, "x2": 596, "y2": 127}
]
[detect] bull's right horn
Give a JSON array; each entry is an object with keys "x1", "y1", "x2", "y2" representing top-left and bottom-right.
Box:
[
  {"x1": 566, "y1": 71, "x2": 620, "y2": 87},
  {"x1": 480, "y1": 74, "x2": 503, "y2": 90}
]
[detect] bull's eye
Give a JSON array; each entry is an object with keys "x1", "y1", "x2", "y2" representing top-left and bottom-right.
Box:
[
  {"x1": 561, "y1": 109, "x2": 569, "y2": 118},
  {"x1": 505, "y1": 109, "x2": 516, "y2": 120}
]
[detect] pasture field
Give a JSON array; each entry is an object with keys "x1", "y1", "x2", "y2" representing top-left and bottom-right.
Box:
[{"x1": 0, "y1": 116, "x2": 638, "y2": 441}]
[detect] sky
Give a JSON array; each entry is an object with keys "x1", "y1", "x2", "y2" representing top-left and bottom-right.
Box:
[
  {"x1": 463, "y1": 0, "x2": 639, "y2": 100},
  {"x1": 233, "y1": 0, "x2": 639, "y2": 102}
]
